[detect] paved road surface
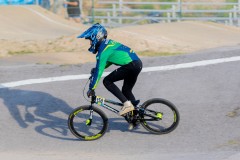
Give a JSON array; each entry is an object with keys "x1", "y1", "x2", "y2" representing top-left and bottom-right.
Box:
[{"x1": 0, "y1": 46, "x2": 240, "y2": 160}]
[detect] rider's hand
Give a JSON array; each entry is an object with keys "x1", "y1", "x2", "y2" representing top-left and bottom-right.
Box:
[{"x1": 87, "y1": 89, "x2": 95, "y2": 98}]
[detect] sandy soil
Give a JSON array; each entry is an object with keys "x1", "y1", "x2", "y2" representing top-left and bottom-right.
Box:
[{"x1": 0, "y1": 5, "x2": 240, "y2": 64}]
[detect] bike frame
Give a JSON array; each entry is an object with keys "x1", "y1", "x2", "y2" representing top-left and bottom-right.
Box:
[
  {"x1": 90, "y1": 95, "x2": 159, "y2": 121},
  {"x1": 90, "y1": 95, "x2": 123, "y2": 114}
]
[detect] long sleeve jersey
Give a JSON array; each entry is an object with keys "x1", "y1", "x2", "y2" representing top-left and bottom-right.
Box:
[{"x1": 89, "y1": 39, "x2": 140, "y2": 90}]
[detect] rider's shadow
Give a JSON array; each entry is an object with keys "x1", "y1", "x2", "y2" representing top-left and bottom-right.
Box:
[{"x1": 0, "y1": 88, "x2": 76, "y2": 140}]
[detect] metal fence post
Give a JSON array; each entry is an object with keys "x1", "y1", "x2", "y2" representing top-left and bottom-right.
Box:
[
  {"x1": 233, "y1": 6, "x2": 237, "y2": 20},
  {"x1": 101, "y1": 19, "x2": 105, "y2": 25},
  {"x1": 167, "y1": 12, "x2": 171, "y2": 23},
  {"x1": 229, "y1": 12, "x2": 233, "y2": 26},
  {"x1": 178, "y1": 0, "x2": 182, "y2": 21},
  {"x1": 238, "y1": 0, "x2": 240, "y2": 26},
  {"x1": 172, "y1": 5, "x2": 177, "y2": 20},
  {"x1": 119, "y1": 0, "x2": 123, "y2": 24},
  {"x1": 107, "y1": 12, "x2": 111, "y2": 24},
  {"x1": 80, "y1": 0, "x2": 83, "y2": 15},
  {"x1": 113, "y1": 4, "x2": 116, "y2": 17},
  {"x1": 92, "y1": 0, "x2": 95, "y2": 24}
]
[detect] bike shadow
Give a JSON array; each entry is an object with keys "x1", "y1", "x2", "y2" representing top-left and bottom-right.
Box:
[
  {"x1": 0, "y1": 88, "x2": 78, "y2": 141},
  {"x1": 107, "y1": 118, "x2": 152, "y2": 135}
]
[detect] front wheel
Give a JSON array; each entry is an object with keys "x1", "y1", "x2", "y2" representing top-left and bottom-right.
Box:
[
  {"x1": 140, "y1": 98, "x2": 180, "y2": 134},
  {"x1": 68, "y1": 105, "x2": 108, "y2": 141}
]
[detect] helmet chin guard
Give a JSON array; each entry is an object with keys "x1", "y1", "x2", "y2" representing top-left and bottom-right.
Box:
[{"x1": 77, "y1": 23, "x2": 108, "y2": 54}]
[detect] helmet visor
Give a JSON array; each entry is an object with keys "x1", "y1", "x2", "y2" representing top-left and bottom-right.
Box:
[
  {"x1": 77, "y1": 27, "x2": 93, "y2": 39},
  {"x1": 77, "y1": 31, "x2": 90, "y2": 39}
]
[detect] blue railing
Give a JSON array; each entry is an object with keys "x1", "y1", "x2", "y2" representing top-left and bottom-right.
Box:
[
  {"x1": 0, "y1": 0, "x2": 36, "y2": 5},
  {"x1": 0, "y1": 0, "x2": 51, "y2": 9}
]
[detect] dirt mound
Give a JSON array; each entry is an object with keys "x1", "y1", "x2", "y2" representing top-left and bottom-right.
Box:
[
  {"x1": 0, "y1": 5, "x2": 86, "y2": 57},
  {"x1": 0, "y1": 6, "x2": 240, "y2": 61},
  {"x1": 0, "y1": 5, "x2": 84, "y2": 40},
  {"x1": 111, "y1": 21, "x2": 240, "y2": 53}
]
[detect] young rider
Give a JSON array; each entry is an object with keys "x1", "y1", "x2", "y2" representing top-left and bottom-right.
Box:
[{"x1": 77, "y1": 23, "x2": 142, "y2": 116}]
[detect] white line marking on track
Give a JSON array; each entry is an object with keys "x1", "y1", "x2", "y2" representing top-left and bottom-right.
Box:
[
  {"x1": 142, "y1": 56, "x2": 240, "y2": 72},
  {"x1": 1, "y1": 56, "x2": 240, "y2": 89}
]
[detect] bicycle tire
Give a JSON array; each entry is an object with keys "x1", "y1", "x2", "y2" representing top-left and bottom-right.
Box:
[
  {"x1": 68, "y1": 105, "x2": 108, "y2": 141},
  {"x1": 140, "y1": 98, "x2": 180, "y2": 134}
]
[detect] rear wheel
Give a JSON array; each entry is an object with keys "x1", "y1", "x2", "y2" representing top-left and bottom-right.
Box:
[
  {"x1": 68, "y1": 105, "x2": 108, "y2": 141},
  {"x1": 140, "y1": 98, "x2": 180, "y2": 134}
]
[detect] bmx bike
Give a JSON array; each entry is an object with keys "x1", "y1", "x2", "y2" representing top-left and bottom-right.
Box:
[{"x1": 68, "y1": 71, "x2": 180, "y2": 141}]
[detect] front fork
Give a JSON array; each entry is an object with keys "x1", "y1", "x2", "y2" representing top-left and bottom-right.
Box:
[
  {"x1": 86, "y1": 109, "x2": 93, "y2": 126},
  {"x1": 86, "y1": 96, "x2": 96, "y2": 126}
]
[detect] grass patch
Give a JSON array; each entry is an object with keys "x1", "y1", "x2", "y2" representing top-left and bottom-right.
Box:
[
  {"x1": 8, "y1": 50, "x2": 34, "y2": 55},
  {"x1": 138, "y1": 50, "x2": 184, "y2": 57}
]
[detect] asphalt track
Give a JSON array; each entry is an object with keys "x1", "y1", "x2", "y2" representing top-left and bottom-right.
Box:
[{"x1": 0, "y1": 46, "x2": 240, "y2": 160}]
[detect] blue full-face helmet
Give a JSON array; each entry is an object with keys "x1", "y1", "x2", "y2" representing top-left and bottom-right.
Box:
[{"x1": 77, "y1": 23, "x2": 108, "y2": 54}]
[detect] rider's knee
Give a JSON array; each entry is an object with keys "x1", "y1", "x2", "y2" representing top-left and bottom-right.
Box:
[{"x1": 103, "y1": 77, "x2": 111, "y2": 88}]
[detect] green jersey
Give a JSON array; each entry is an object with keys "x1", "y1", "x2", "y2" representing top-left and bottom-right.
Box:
[{"x1": 89, "y1": 39, "x2": 140, "y2": 90}]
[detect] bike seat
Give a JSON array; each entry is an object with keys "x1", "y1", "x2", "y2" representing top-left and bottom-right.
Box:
[{"x1": 131, "y1": 100, "x2": 140, "y2": 107}]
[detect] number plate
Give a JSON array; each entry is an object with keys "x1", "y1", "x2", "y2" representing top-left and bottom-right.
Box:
[{"x1": 96, "y1": 96, "x2": 105, "y2": 106}]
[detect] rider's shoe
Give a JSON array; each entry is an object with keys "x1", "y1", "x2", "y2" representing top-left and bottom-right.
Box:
[
  {"x1": 128, "y1": 123, "x2": 135, "y2": 130},
  {"x1": 128, "y1": 122, "x2": 139, "y2": 130},
  {"x1": 119, "y1": 101, "x2": 134, "y2": 116}
]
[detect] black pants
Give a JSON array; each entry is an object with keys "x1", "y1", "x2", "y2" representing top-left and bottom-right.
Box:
[{"x1": 103, "y1": 60, "x2": 142, "y2": 103}]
